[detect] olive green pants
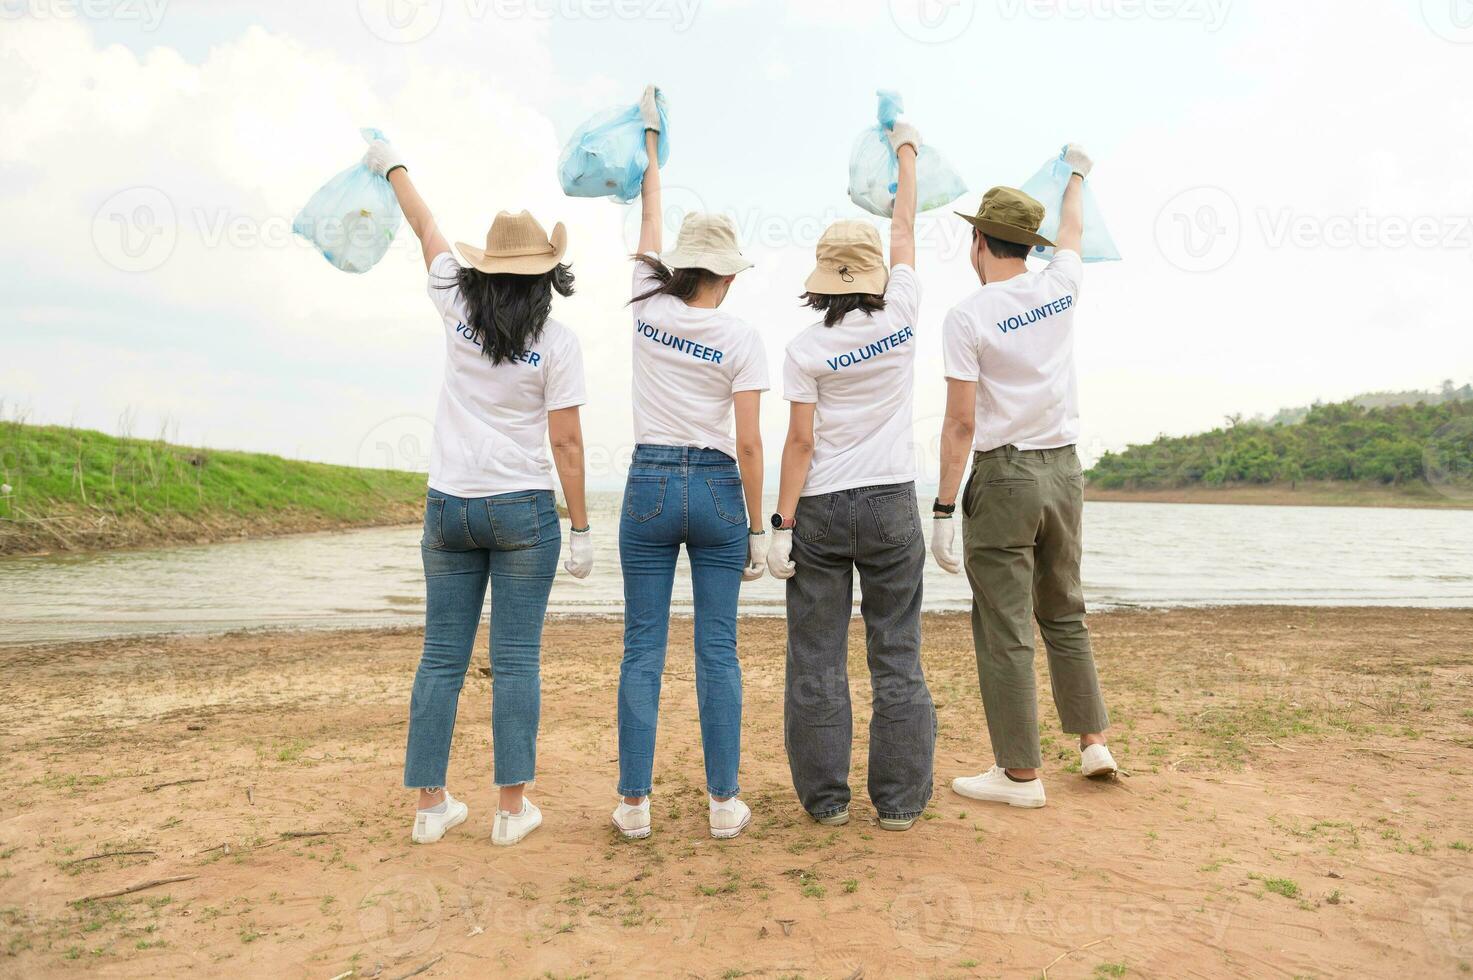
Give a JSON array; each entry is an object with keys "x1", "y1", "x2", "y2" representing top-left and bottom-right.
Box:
[{"x1": 961, "y1": 445, "x2": 1109, "y2": 769}]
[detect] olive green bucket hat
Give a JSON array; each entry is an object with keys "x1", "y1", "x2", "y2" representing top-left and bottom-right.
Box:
[{"x1": 955, "y1": 186, "x2": 1055, "y2": 249}]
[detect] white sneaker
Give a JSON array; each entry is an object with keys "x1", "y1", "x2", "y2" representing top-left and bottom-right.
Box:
[
  {"x1": 709, "y1": 796, "x2": 751, "y2": 839},
  {"x1": 492, "y1": 799, "x2": 542, "y2": 846},
  {"x1": 411, "y1": 792, "x2": 468, "y2": 844},
  {"x1": 1081, "y1": 743, "x2": 1118, "y2": 778},
  {"x1": 612, "y1": 798, "x2": 651, "y2": 839},
  {"x1": 950, "y1": 767, "x2": 1047, "y2": 809}
]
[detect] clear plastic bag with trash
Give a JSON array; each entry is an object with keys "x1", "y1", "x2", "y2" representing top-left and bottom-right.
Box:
[
  {"x1": 292, "y1": 128, "x2": 404, "y2": 274},
  {"x1": 848, "y1": 90, "x2": 968, "y2": 218},
  {"x1": 1019, "y1": 147, "x2": 1122, "y2": 263},
  {"x1": 558, "y1": 93, "x2": 671, "y2": 203}
]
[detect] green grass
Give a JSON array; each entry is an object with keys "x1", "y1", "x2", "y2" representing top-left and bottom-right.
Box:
[{"x1": 0, "y1": 420, "x2": 426, "y2": 554}]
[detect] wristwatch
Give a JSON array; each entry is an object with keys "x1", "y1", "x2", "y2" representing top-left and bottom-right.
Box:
[
  {"x1": 770, "y1": 513, "x2": 796, "y2": 530},
  {"x1": 932, "y1": 499, "x2": 957, "y2": 517}
]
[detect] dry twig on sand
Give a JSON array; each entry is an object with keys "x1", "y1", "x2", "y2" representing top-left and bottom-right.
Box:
[
  {"x1": 144, "y1": 777, "x2": 205, "y2": 793},
  {"x1": 62, "y1": 850, "x2": 156, "y2": 867},
  {"x1": 390, "y1": 954, "x2": 443, "y2": 980},
  {"x1": 1040, "y1": 937, "x2": 1109, "y2": 978},
  {"x1": 72, "y1": 874, "x2": 198, "y2": 904}
]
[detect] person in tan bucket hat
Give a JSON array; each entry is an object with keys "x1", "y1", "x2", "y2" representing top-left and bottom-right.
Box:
[
  {"x1": 361, "y1": 136, "x2": 594, "y2": 848},
  {"x1": 767, "y1": 112, "x2": 936, "y2": 833}
]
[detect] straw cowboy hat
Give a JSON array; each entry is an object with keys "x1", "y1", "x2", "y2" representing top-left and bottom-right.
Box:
[
  {"x1": 662, "y1": 212, "x2": 753, "y2": 276},
  {"x1": 805, "y1": 219, "x2": 887, "y2": 295},
  {"x1": 955, "y1": 187, "x2": 1055, "y2": 249},
  {"x1": 456, "y1": 210, "x2": 567, "y2": 275}
]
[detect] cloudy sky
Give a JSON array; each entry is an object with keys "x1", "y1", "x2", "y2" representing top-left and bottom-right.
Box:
[{"x1": 3, "y1": 0, "x2": 1470, "y2": 486}]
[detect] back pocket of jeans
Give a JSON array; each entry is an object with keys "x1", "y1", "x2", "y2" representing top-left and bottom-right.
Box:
[
  {"x1": 795, "y1": 493, "x2": 836, "y2": 543},
  {"x1": 486, "y1": 496, "x2": 542, "y2": 550},
  {"x1": 707, "y1": 477, "x2": 747, "y2": 526},
  {"x1": 868, "y1": 488, "x2": 919, "y2": 547},
  {"x1": 624, "y1": 476, "x2": 666, "y2": 524},
  {"x1": 422, "y1": 496, "x2": 445, "y2": 549}
]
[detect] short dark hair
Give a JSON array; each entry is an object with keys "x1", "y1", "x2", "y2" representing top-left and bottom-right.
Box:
[
  {"x1": 628, "y1": 253, "x2": 727, "y2": 305},
  {"x1": 977, "y1": 230, "x2": 1033, "y2": 262},
  {"x1": 800, "y1": 291, "x2": 886, "y2": 328}
]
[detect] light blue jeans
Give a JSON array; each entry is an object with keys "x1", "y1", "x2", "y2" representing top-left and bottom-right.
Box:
[
  {"x1": 617, "y1": 445, "x2": 749, "y2": 799},
  {"x1": 403, "y1": 488, "x2": 560, "y2": 789}
]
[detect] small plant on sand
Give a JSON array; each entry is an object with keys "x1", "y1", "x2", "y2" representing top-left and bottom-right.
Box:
[
  {"x1": 1094, "y1": 963, "x2": 1128, "y2": 978},
  {"x1": 1263, "y1": 878, "x2": 1300, "y2": 900}
]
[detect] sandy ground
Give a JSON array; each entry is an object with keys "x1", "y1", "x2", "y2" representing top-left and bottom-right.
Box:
[{"x1": 2, "y1": 608, "x2": 1472, "y2": 978}]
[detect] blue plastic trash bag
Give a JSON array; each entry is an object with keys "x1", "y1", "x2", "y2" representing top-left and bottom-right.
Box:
[
  {"x1": 293, "y1": 128, "x2": 403, "y2": 274},
  {"x1": 558, "y1": 94, "x2": 670, "y2": 203},
  {"x1": 848, "y1": 89, "x2": 967, "y2": 218},
  {"x1": 1019, "y1": 147, "x2": 1122, "y2": 263}
]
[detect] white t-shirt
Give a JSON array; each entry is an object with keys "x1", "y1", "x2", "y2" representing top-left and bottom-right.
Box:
[
  {"x1": 782, "y1": 264, "x2": 921, "y2": 496},
  {"x1": 629, "y1": 258, "x2": 769, "y2": 459},
  {"x1": 941, "y1": 250, "x2": 1084, "y2": 452},
  {"x1": 425, "y1": 252, "x2": 586, "y2": 497}
]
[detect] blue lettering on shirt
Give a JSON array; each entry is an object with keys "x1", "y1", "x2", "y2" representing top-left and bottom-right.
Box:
[
  {"x1": 454, "y1": 322, "x2": 541, "y2": 366},
  {"x1": 824, "y1": 325, "x2": 914, "y2": 372},
  {"x1": 636, "y1": 319, "x2": 724, "y2": 364},
  {"x1": 995, "y1": 294, "x2": 1073, "y2": 335}
]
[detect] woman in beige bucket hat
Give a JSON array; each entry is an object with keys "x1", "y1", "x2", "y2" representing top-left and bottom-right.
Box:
[
  {"x1": 363, "y1": 136, "x2": 593, "y2": 848},
  {"x1": 611, "y1": 85, "x2": 769, "y2": 844},
  {"x1": 767, "y1": 114, "x2": 937, "y2": 832}
]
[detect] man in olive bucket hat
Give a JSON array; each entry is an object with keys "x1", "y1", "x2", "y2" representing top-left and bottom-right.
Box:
[{"x1": 931, "y1": 145, "x2": 1116, "y2": 809}]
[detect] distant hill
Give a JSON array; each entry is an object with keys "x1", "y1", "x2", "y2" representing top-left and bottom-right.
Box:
[{"x1": 1251, "y1": 379, "x2": 1471, "y2": 427}]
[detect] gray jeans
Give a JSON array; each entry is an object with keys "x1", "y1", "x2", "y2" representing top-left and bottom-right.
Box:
[{"x1": 784, "y1": 482, "x2": 936, "y2": 821}]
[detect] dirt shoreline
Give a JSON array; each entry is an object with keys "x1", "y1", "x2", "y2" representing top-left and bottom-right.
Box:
[
  {"x1": 1085, "y1": 483, "x2": 1472, "y2": 510},
  {"x1": 2, "y1": 607, "x2": 1471, "y2": 977}
]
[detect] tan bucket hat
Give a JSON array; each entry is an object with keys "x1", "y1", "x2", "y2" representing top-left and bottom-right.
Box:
[
  {"x1": 805, "y1": 219, "x2": 887, "y2": 295},
  {"x1": 456, "y1": 210, "x2": 567, "y2": 275},
  {"x1": 955, "y1": 187, "x2": 1055, "y2": 249},
  {"x1": 662, "y1": 212, "x2": 753, "y2": 276}
]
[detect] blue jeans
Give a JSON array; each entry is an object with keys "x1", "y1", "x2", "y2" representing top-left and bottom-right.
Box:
[
  {"x1": 403, "y1": 488, "x2": 560, "y2": 789},
  {"x1": 617, "y1": 445, "x2": 748, "y2": 799}
]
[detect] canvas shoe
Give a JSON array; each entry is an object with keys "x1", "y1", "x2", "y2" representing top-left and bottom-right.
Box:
[
  {"x1": 812, "y1": 808, "x2": 850, "y2": 827},
  {"x1": 1081, "y1": 743, "x2": 1118, "y2": 778},
  {"x1": 878, "y1": 814, "x2": 917, "y2": 832},
  {"x1": 411, "y1": 791, "x2": 468, "y2": 844},
  {"x1": 492, "y1": 799, "x2": 542, "y2": 846},
  {"x1": 951, "y1": 767, "x2": 1047, "y2": 808},
  {"x1": 709, "y1": 796, "x2": 751, "y2": 839},
  {"x1": 612, "y1": 798, "x2": 652, "y2": 840}
]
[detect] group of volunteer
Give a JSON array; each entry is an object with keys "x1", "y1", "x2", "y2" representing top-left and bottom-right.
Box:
[{"x1": 360, "y1": 84, "x2": 1116, "y2": 847}]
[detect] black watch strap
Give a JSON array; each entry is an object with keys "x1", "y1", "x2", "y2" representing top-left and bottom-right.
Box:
[{"x1": 932, "y1": 499, "x2": 957, "y2": 516}]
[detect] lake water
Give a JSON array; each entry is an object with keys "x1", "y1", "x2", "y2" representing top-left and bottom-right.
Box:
[{"x1": 1, "y1": 497, "x2": 1470, "y2": 645}]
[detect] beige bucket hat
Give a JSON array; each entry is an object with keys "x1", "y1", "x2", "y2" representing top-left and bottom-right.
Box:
[
  {"x1": 662, "y1": 212, "x2": 753, "y2": 276},
  {"x1": 805, "y1": 219, "x2": 887, "y2": 295},
  {"x1": 456, "y1": 210, "x2": 567, "y2": 275}
]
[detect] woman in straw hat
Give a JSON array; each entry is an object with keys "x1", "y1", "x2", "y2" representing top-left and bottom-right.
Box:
[
  {"x1": 610, "y1": 86, "x2": 769, "y2": 842},
  {"x1": 364, "y1": 137, "x2": 593, "y2": 847},
  {"x1": 765, "y1": 115, "x2": 936, "y2": 832}
]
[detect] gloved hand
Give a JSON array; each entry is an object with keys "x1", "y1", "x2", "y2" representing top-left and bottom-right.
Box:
[
  {"x1": 743, "y1": 531, "x2": 768, "y2": 582},
  {"x1": 767, "y1": 528, "x2": 795, "y2": 580},
  {"x1": 639, "y1": 85, "x2": 663, "y2": 133},
  {"x1": 888, "y1": 119, "x2": 922, "y2": 155},
  {"x1": 362, "y1": 139, "x2": 406, "y2": 178},
  {"x1": 931, "y1": 516, "x2": 961, "y2": 574},
  {"x1": 1062, "y1": 143, "x2": 1093, "y2": 180},
  {"x1": 564, "y1": 528, "x2": 593, "y2": 579}
]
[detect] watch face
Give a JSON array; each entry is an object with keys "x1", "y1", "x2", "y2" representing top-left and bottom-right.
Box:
[{"x1": 770, "y1": 513, "x2": 783, "y2": 529}]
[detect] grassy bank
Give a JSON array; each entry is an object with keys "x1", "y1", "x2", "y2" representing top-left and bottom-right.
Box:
[
  {"x1": 1086, "y1": 479, "x2": 1473, "y2": 510},
  {"x1": 0, "y1": 422, "x2": 426, "y2": 556}
]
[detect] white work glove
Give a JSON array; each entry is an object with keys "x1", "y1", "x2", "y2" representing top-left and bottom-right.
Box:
[
  {"x1": 888, "y1": 119, "x2": 922, "y2": 155},
  {"x1": 931, "y1": 516, "x2": 961, "y2": 574},
  {"x1": 767, "y1": 528, "x2": 795, "y2": 580},
  {"x1": 563, "y1": 528, "x2": 593, "y2": 579},
  {"x1": 1062, "y1": 143, "x2": 1093, "y2": 180},
  {"x1": 743, "y1": 531, "x2": 768, "y2": 582},
  {"x1": 362, "y1": 138, "x2": 406, "y2": 178},
  {"x1": 639, "y1": 84, "x2": 663, "y2": 132}
]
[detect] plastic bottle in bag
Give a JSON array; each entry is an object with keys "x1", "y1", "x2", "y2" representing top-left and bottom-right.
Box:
[
  {"x1": 292, "y1": 128, "x2": 404, "y2": 274},
  {"x1": 558, "y1": 94, "x2": 670, "y2": 203},
  {"x1": 1019, "y1": 147, "x2": 1122, "y2": 263},
  {"x1": 847, "y1": 90, "x2": 967, "y2": 219}
]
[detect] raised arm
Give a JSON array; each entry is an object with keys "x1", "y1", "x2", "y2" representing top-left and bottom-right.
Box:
[
  {"x1": 1056, "y1": 143, "x2": 1093, "y2": 256},
  {"x1": 637, "y1": 85, "x2": 663, "y2": 257},
  {"x1": 363, "y1": 139, "x2": 449, "y2": 271},
  {"x1": 888, "y1": 121, "x2": 920, "y2": 269}
]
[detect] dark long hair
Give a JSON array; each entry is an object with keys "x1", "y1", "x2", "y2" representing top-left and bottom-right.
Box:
[
  {"x1": 434, "y1": 264, "x2": 575, "y2": 365},
  {"x1": 628, "y1": 253, "x2": 725, "y2": 305},
  {"x1": 800, "y1": 291, "x2": 886, "y2": 328}
]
